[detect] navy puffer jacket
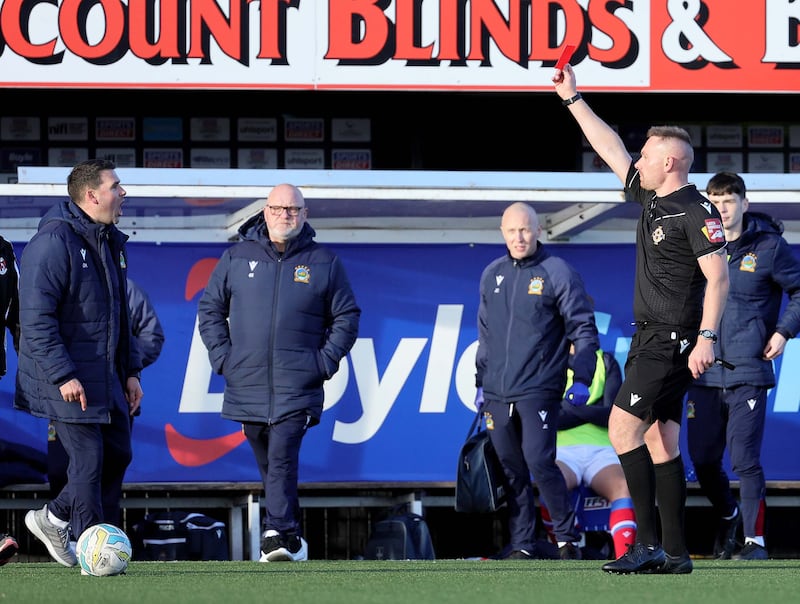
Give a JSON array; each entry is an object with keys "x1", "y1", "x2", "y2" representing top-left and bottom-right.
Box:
[
  {"x1": 198, "y1": 215, "x2": 360, "y2": 425},
  {"x1": 695, "y1": 211, "x2": 800, "y2": 388},
  {"x1": 14, "y1": 200, "x2": 141, "y2": 423}
]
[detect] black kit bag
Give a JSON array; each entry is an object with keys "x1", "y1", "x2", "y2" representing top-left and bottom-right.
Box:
[
  {"x1": 131, "y1": 511, "x2": 229, "y2": 561},
  {"x1": 363, "y1": 505, "x2": 435, "y2": 560},
  {"x1": 455, "y1": 410, "x2": 508, "y2": 514}
]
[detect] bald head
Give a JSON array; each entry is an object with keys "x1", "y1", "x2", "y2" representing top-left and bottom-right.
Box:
[
  {"x1": 267, "y1": 183, "x2": 304, "y2": 206},
  {"x1": 263, "y1": 183, "x2": 308, "y2": 250},
  {"x1": 500, "y1": 202, "x2": 542, "y2": 260}
]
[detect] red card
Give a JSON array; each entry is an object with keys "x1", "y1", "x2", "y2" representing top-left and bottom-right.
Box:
[{"x1": 555, "y1": 44, "x2": 576, "y2": 70}]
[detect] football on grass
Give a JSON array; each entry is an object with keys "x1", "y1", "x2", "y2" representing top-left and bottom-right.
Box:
[{"x1": 76, "y1": 523, "x2": 132, "y2": 576}]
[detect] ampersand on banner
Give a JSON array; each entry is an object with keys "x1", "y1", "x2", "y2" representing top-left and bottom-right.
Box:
[{"x1": 662, "y1": 0, "x2": 734, "y2": 65}]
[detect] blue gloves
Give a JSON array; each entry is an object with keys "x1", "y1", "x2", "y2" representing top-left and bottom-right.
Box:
[
  {"x1": 474, "y1": 387, "x2": 485, "y2": 412},
  {"x1": 564, "y1": 381, "x2": 590, "y2": 406}
]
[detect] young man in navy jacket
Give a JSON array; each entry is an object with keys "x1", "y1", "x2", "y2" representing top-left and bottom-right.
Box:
[{"x1": 687, "y1": 172, "x2": 800, "y2": 561}]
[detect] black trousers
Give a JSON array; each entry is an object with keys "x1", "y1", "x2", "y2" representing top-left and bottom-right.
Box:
[{"x1": 47, "y1": 405, "x2": 132, "y2": 539}]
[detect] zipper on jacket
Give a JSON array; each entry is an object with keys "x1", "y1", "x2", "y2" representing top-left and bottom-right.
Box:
[
  {"x1": 267, "y1": 254, "x2": 283, "y2": 423},
  {"x1": 501, "y1": 263, "x2": 522, "y2": 394},
  {"x1": 98, "y1": 229, "x2": 118, "y2": 409}
]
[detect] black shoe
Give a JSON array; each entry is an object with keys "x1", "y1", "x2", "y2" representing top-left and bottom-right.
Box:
[
  {"x1": 713, "y1": 508, "x2": 741, "y2": 560},
  {"x1": 283, "y1": 534, "x2": 309, "y2": 561},
  {"x1": 733, "y1": 542, "x2": 768, "y2": 560},
  {"x1": 602, "y1": 543, "x2": 665, "y2": 574},
  {"x1": 259, "y1": 533, "x2": 282, "y2": 562},
  {"x1": 642, "y1": 551, "x2": 693, "y2": 574},
  {"x1": 559, "y1": 543, "x2": 582, "y2": 560},
  {"x1": 260, "y1": 532, "x2": 308, "y2": 562},
  {"x1": 505, "y1": 549, "x2": 534, "y2": 560}
]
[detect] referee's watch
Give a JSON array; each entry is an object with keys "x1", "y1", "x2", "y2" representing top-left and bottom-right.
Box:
[{"x1": 697, "y1": 329, "x2": 718, "y2": 343}]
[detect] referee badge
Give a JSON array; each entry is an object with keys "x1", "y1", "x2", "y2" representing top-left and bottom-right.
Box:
[{"x1": 651, "y1": 225, "x2": 665, "y2": 245}]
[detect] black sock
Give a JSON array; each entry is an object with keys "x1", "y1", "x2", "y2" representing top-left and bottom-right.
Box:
[
  {"x1": 618, "y1": 445, "x2": 658, "y2": 546},
  {"x1": 654, "y1": 455, "x2": 687, "y2": 556}
]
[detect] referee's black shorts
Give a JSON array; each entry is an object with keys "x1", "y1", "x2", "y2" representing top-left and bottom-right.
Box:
[{"x1": 614, "y1": 324, "x2": 694, "y2": 425}]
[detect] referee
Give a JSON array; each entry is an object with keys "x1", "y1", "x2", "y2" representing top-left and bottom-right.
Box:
[{"x1": 553, "y1": 64, "x2": 729, "y2": 574}]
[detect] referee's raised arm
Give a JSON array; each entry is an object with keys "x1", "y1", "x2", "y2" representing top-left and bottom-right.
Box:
[{"x1": 552, "y1": 63, "x2": 632, "y2": 184}]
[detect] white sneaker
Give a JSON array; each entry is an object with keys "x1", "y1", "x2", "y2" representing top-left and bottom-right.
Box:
[{"x1": 24, "y1": 505, "x2": 77, "y2": 567}]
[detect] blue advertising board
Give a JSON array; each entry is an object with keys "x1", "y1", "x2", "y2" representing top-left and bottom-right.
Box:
[{"x1": 2, "y1": 242, "x2": 799, "y2": 483}]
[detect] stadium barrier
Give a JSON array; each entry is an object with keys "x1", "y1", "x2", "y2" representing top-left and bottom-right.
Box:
[
  {"x1": 0, "y1": 481, "x2": 445, "y2": 560},
  {"x1": 3, "y1": 480, "x2": 799, "y2": 561}
]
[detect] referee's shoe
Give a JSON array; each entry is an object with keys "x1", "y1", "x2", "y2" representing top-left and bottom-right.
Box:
[
  {"x1": 643, "y1": 551, "x2": 694, "y2": 574},
  {"x1": 602, "y1": 542, "x2": 665, "y2": 574}
]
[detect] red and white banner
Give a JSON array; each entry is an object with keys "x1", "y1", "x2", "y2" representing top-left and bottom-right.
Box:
[{"x1": 0, "y1": 0, "x2": 798, "y2": 92}]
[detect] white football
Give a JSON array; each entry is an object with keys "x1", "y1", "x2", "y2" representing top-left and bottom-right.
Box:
[{"x1": 76, "y1": 523, "x2": 132, "y2": 576}]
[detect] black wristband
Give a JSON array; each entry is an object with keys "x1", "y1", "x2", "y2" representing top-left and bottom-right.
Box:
[{"x1": 562, "y1": 93, "x2": 582, "y2": 106}]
